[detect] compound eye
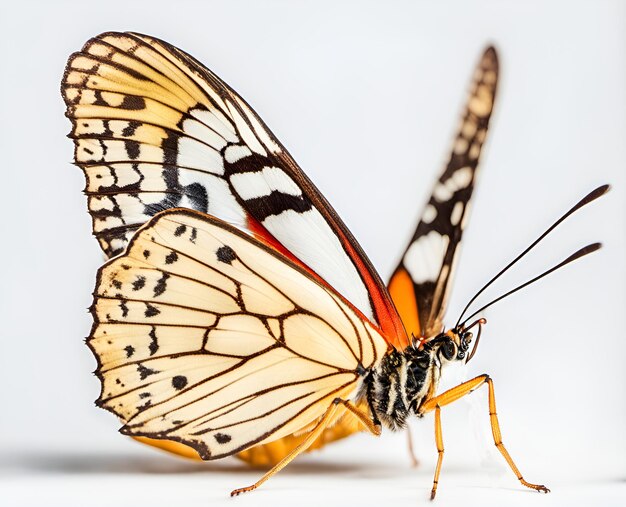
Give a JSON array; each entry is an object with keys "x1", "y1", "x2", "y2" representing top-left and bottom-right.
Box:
[
  {"x1": 459, "y1": 332, "x2": 473, "y2": 352},
  {"x1": 441, "y1": 339, "x2": 456, "y2": 361}
]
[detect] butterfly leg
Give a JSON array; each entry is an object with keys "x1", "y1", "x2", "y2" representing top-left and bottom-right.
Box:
[
  {"x1": 405, "y1": 424, "x2": 419, "y2": 468},
  {"x1": 341, "y1": 399, "x2": 382, "y2": 436},
  {"x1": 230, "y1": 398, "x2": 378, "y2": 496},
  {"x1": 420, "y1": 374, "x2": 550, "y2": 500},
  {"x1": 430, "y1": 406, "x2": 444, "y2": 499}
]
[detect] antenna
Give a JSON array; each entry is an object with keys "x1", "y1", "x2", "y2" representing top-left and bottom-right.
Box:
[
  {"x1": 455, "y1": 184, "x2": 609, "y2": 328},
  {"x1": 459, "y1": 242, "x2": 601, "y2": 327}
]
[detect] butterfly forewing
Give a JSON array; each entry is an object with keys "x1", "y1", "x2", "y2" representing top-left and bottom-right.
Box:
[
  {"x1": 63, "y1": 31, "x2": 407, "y2": 347},
  {"x1": 388, "y1": 47, "x2": 499, "y2": 339},
  {"x1": 89, "y1": 209, "x2": 388, "y2": 459}
]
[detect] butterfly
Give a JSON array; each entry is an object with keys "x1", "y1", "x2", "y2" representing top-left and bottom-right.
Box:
[
  {"x1": 62, "y1": 32, "x2": 498, "y2": 466},
  {"x1": 62, "y1": 32, "x2": 606, "y2": 498}
]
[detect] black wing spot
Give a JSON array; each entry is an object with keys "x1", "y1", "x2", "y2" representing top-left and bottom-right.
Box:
[
  {"x1": 145, "y1": 303, "x2": 160, "y2": 317},
  {"x1": 154, "y1": 272, "x2": 170, "y2": 297},
  {"x1": 119, "y1": 300, "x2": 129, "y2": 318},
  {"x1": 185, "y1": 183, "x2": 209, "y2": 213},
  {"x1": 137, "y1": 364, "x2": 159, "y2": 380},
  {"x1": 120, "y1": 95, "x2": 146, "y2": 110},
  {"x1": 137, "y1": 400, "x2": 152, "y2": 411},
  {"x1": 93, "y1": 90, "x2": 107, "y2": 106},
  {"x1": 122, "y1": 120, "x2": 141, "y2": 137},
  {"x1": 172, "y1": 375, "x2": 188, "y2": 390},
  {"x1": 162, "y1": 132, "x2": 180, "y2": 165},
  {"x1": 124, "y1": 345, "x2": 135, "y2": 358},
  {"x1": 216, "y1": 245, "x2": 236, "y2": 264},
  {"x1": 165, "y1": 251, "x2": 178, "y2": 265},
  {"x1": 124, "y1": 140, "x2": 140, "y2": 160},
  {"x1": 174, "y1": 225, "x2": 187, "y2": 237},
  {"x1": 112, "y1": 279, "x2": 122, "y2": 289},
  {"x1": 245, "y1": 191, "x2": 312, "y2": 222},
  {"x1": 214, "y1": 433, "x2": 231, "y2": 444},
  {"x1": 148, "y1": 327, "x2": 159, "y2": 356},
  {"x1": 143, "y1": 249, "x2": 151, "y2": 259},
  {"x1": 139, "y1": 392, "x2": 151, "y2": 399},
  {"x1": 132, "y1": 276, "x2": 146, "y2": 291}
]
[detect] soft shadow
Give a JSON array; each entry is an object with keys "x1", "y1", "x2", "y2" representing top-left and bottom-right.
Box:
[{"x1": 1, "y1": 451, "x2": 388, "y2": 477}]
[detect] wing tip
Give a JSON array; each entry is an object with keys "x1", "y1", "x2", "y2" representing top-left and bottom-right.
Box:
[{"x1": 482, "y1": 44, "x2": 499, "y2": 71}]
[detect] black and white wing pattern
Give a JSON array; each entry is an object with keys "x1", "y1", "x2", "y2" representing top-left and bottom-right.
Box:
[
  {"x1": 90, "y1": 209, "x2": 388, "y2": 459},
  {"x1": 62, "y1": 31, "x2": 407, "y2": 348},
  {"x1": 388, "y1": 47, "x2": 499, "y2": 340}
]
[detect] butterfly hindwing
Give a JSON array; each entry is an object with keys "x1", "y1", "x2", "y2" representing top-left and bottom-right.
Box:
[
  {"x1": 389, "y1": 47, "x2": 499, "y2": 340},
  {"x1": 89, "y1": 209, "x2": 388, "y2": 458},
  {"x1": 63, "y1": 31, "x2": 407, "y2": 348}
]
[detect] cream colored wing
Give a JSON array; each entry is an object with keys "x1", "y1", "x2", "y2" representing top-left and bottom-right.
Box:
[{"x1": 89, "y1": 209, "x2": 388, "y2": 459}]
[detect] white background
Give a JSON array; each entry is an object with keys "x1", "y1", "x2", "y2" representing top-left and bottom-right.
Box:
[{"x1": 1, "y1": 1, "x2": 624, "y2": 506}]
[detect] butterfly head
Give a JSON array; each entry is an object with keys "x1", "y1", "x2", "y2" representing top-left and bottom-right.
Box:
[
  {"x1": 450, "y1": 318, "x2": 486, "y2": 364},
  {"x1": 415, "y1": 317, "x2": 485, "y2": 366}
]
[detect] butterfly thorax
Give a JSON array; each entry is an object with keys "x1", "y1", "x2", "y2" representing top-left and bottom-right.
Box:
[{"x1": 363, "y1": 330, "x2": 467, "y2": 430}]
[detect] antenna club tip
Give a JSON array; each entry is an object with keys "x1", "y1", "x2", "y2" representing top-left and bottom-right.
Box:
[
  {"x1": 591, "y1": 184, "x2": 611, "y2": 199},
  {"x1": 567, "y1": 242, "x2": 602, "y2": 262}
]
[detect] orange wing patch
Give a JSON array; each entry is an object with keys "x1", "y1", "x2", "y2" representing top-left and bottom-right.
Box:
[
  {"x1": 132, "y1": 436, "x2": 202, "y2": 461},
  {"x1": 388, "y1": 267, "x2": 421, "y2": 341}
]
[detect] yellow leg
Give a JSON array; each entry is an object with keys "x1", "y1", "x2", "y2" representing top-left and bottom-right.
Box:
[
  {"x1": 230, "y1": 399, "x2": 378, "y2": 496},
  {"x1": 430, "y1": 406, "x2": 443, "y2": 499},
  {"x1": 420, "y1": 374, "x2": 550, "y2": 499},
  {"x1": 342, "y1": 399, "x2": 382, "y2": 436}
]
